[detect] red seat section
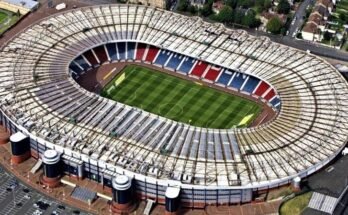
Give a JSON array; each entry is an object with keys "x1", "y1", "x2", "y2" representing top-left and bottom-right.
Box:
[
  {"x1": 93, "y1": 45, "x2": 108, "y2": 63},
  {"x1": 254, "y1": 81, "x2": 269, "y2": 97},
  {"x1": 264, "y1": 88, "x2": 276, "y2": 101},
  {"x1": 191, "y1": 61, "x2": 208, "y2": 77},
  {"x1": 144, "y1": 46, "x2": 159, "y2": 62},
  {"x1": 136, "y1": 43, "x2": 147, "y2": 61},
  {"x1": 204, "y1": 66, "x2": 221, "y2": 81},
  {"x1": 83, "y1": 50, "x2": 98, "y2": 65}
]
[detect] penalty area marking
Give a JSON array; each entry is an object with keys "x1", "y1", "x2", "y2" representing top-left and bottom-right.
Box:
[
  {"x1": 103, "y1": 67, "x2": 117, "y2": 80},
  {"x1": 158, "y1": 103, "x2": 184, "y2": 119}
]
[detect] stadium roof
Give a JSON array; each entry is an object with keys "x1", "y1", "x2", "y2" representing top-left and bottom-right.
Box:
[{"x1": 0, "y1": 4, "x2": 347, "y2": 190}]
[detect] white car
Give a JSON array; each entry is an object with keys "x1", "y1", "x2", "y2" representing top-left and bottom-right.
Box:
[{"x1": 342, "y1": 147, "x2": 348, "y2": 156}]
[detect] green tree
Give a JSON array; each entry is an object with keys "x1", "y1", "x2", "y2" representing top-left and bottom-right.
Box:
[
  {"x1": 200, "y1": 0, "x2": 214, "y2": 17},
  {"x1": 277, "y1": 0, "x2": 291, "y2": 14},
  {"x1": 215, "y1": 5, "x2": 234, "y2": 23},
  {"x1": 237, "y1": 0, "x2": 254, "y2": 8},
  {"x1": 226, "y1": 0, "x2": 238, "y2": 9},
  {"x1": 264, "y1": 0, "x2": 272, "y2": 10},
  {"x1": 323, "y1": 31, "x2": 331, "y2": 41},
  {"x1": 234, "y1": 9, "x2": 244, "y2": 24},
  {"x1": 177, "y1": 0, "x2": 189, "y2": 11},
  {"x1": 255, "y1": 0, "x2": 265, "y2": 13},
  {"x1": 242, "y1": 10, "x2": 261, "y2": 27},
  {"x1": 266, "y1": 17, "x2": 283, "y2": 34}
]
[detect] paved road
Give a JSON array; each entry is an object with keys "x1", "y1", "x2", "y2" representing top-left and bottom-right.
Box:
[{"x1": 287, "y1": 0, "x2": 315, "y2": 37}]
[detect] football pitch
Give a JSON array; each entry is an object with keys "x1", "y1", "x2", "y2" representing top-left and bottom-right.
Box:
[{"x1": 101, "y1": 65, "x2": 261, "y2": 129}]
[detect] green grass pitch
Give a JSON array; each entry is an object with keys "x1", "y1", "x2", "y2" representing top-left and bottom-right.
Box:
[{"x1": 101, "y1": 65, "x2": 262, "y2": 129}]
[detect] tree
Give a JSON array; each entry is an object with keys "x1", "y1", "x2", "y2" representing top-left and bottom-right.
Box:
[
  {"x1": 277, "y1": 0, "x2": 291, "y2": 14},
  {"x1": 237, "y1": 0, "x2": 254, "y2": 8},
  {"x1": 323, "y1": 31, "x2": 331, "y2": 41},
  {"x1": 226, "y1": 0, "x2": 238, "y2": 9},
  {"x1": 177, "y1": 0, "x2": 189, "y2": 12},
  {"x1": 264, "y1": 0, "x2": 272, "y2": 10},
  {"x1": 266, "y1": 17, "x2": 283, "y2": 34},
  {"x1": 215, "y1": 6, "x2": 234, "y2": 23},
  {"x1": 255, "y1": 0, "x2": 265, "y2": 13},
  {"x1": 242, "y1": 10, "x2": 261, "y2": 27},
  {"x1": 234, "y1": 9, "x2": 244, "y2": 24},
  {"x1": 200, "y1": 0, "x2": 214, "y2": 17}
]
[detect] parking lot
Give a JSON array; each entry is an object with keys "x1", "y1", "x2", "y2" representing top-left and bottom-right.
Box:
[{"x1": 0, "y1": 166, "x2": 91, "y2": 215}]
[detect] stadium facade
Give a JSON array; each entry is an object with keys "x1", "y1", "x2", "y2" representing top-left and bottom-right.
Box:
[{"x1": 0, "y1": 4, "x2": 348, "y2": 209}]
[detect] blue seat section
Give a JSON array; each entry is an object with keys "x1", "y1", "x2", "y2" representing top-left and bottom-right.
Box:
[
  {"x1": 178, "y1": 57, "x2": 195, "y2": 74},
  {"x1": 229, "y1": 73, "x2": 246, "y2": 89},
  {"x1": 217, "y1": 70, "x2": 233, "y2": 85},
  {"x1": 73, "y1": 56, "x2": 89, "y2": 70},
  {"x1": 71, "y1": 72, "x2": 79, "y2": 80},
  {"x1": 270, "y1": 97, "x2": 281, "y2": 107},
  {"x1": 242, "y1": 76, "x2": 260, "y2": 93},
  {"x1": 127, "y1": 42, "x2": 136, "y2": 60},
  {"x1": 106, "y1": 43, "x2": 117, "y2": 61},
  {"x1": 117, "y1": 42, "x2": 126, "y2": 60},
  {"x1": 69, "y1": 63, "x2": 83, "y2": 74},
  {"x1": 166, "y1": 53, "x2": 183, "y2": 70},
  {"x1": 154, "y1": 49, "x2": 171, "y2": 65}
]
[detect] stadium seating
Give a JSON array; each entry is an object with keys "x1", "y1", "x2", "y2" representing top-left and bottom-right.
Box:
[
  {"x1": 165, "y1": 53, "x2": 183, "y2": 71},
  {"x1": 105, "y1": 43, "x2": 117, "y2": 61},
  {"x1": 73, "y1": 56, "x2": 90, "y2": 71},
  {"x1": 178, "y1": 57, "x2": 195, "y2": 74},
  {"x1": 216, "y1": 70, "x2": 233, "y2": 85},
  {"x1": 264, "y1": 89, "x2": 276, "y2": 101},
  {"x1": 229, "y1": 73, "x2": 246, "y2": 90},
  {"x1": 7, "y1": 6, "x2": 348, "y2": 202},
  {"x1": 154, "y1": 49, "x2": 171, "y2": 65},
  {"x1": 144, "y1": 46, "x2": 159, "y2": 62},
  {"x1": 93, "y1": 45, "x2": 108, "y2": 63},
  {"x1": 190, "y1": 61, "x2": 208, "y2": 77},
  {"x1": 83, "y1": 50, "x2": 98, "y2": 66},
  {"x1": 203, "y1": 66, "x2": 221, "y2": 82},
  {"x1": 135, "y1": 43, "x2": 147, "y2": 61},
  {"x1": 242, "y1": 76, "x2": 260, "y2": 94},
  {"x1": 254, "y1": 81, "x2": 270, "y2": 97},
  {"x1": 127, "y1": 42, "x2": 136, "y2": 60},
  {"x1": 117, "y1": 42, "x2": 126, "y2": 60}
]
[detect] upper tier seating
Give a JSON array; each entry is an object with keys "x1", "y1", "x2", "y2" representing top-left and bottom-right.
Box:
[
  {"x1": 117, "y1": 42, "x2": 126, "y2": 60},
  {"x1": 204, "y1": 66, "x2": 221, "y2": 81},
  {"x1": 154, "y1": 50, "x2": 171, "y2": 65},
  {"x1": 229, "y1": 73, "x2": 246, "y2": 89},
  {"x1": 145, "y1": 46, "x2": 159, "y2": 62},
  {"x1": 136, "y1": 43, "x2": 147, "y2": 61},
  {"x1": 191, "y1": 61, "x2": 208, "y2": 77},
  {"x1": 106, "y1": 43, "x2": 117, "y2": 61},
  {"x1": 127, "y1": 42, "x2": 136, "y2": 60},
  {"x1": 254, "y1": 81, "x2": 270, "y2": 97},
  {"x1": 83, "y1": 50, "x2": 98, "y2": 66},
  {"x1": 242, "y1": 76, "x2": 260, "y2": 94},
  {"x1": 178, "y1": 57, "x2": 195, "y2": 74},
  {"x1": 217, "y1": 70, "x2": 234, "y2": 85},
  {"x1": 94, "y1": 45, "x2": 108, "y2": 64},
  {"x1": 165, "y1": 53, "x2": 184, "y2": 70}
]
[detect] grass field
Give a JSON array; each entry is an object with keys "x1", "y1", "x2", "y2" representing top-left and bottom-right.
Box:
[
  {"x1": 0, "y1": 9, "x2": 20, "y2": 35},
  {"x1": 101, "y1": 65, "x2": 261, "y2": 129},
  {"x1": 0, "y1": 12, "x2": 8, "y2": 23},
  {"x1": 280, "y1": 192, "x2": 312, "y2": 215}
]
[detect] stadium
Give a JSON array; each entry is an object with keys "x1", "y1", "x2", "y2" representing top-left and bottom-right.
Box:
[{"x1": 0, "y1": 4, "x2": 348, "y2": 212}]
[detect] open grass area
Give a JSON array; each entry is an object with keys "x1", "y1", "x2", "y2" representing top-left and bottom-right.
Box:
[
  {"x1": 0, "y1": 12, "x2": 8, "y2": 23},
  {"x1": 101, "y1": 65, "x2": 262, "y2": 129},
  {"x1": 0, "y1": 9, "x2": 20, "y2": 35},
  {"x1": 280, "y1": 192, "x2": 312, "y2": 215}
]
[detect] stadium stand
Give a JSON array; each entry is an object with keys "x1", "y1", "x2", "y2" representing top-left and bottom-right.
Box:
[
  {"x1": 135, "y1": 43, "x2": 147, "y2": 61},
  {"x1": 106, "y1": 43, "x2": 117, "y2": 61},
  {"x1": 93, "y1": 45, "x2": 108, "y2": 63},
  {"x1": 145, "y1": 45, "x2": 159, "y2": 62},
  {"x1": 127, "y1": 42, "x2": 136, "y2": 60},
  {"x1": 1, "y1": 4, "x2": 348, "y2": 207}
]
